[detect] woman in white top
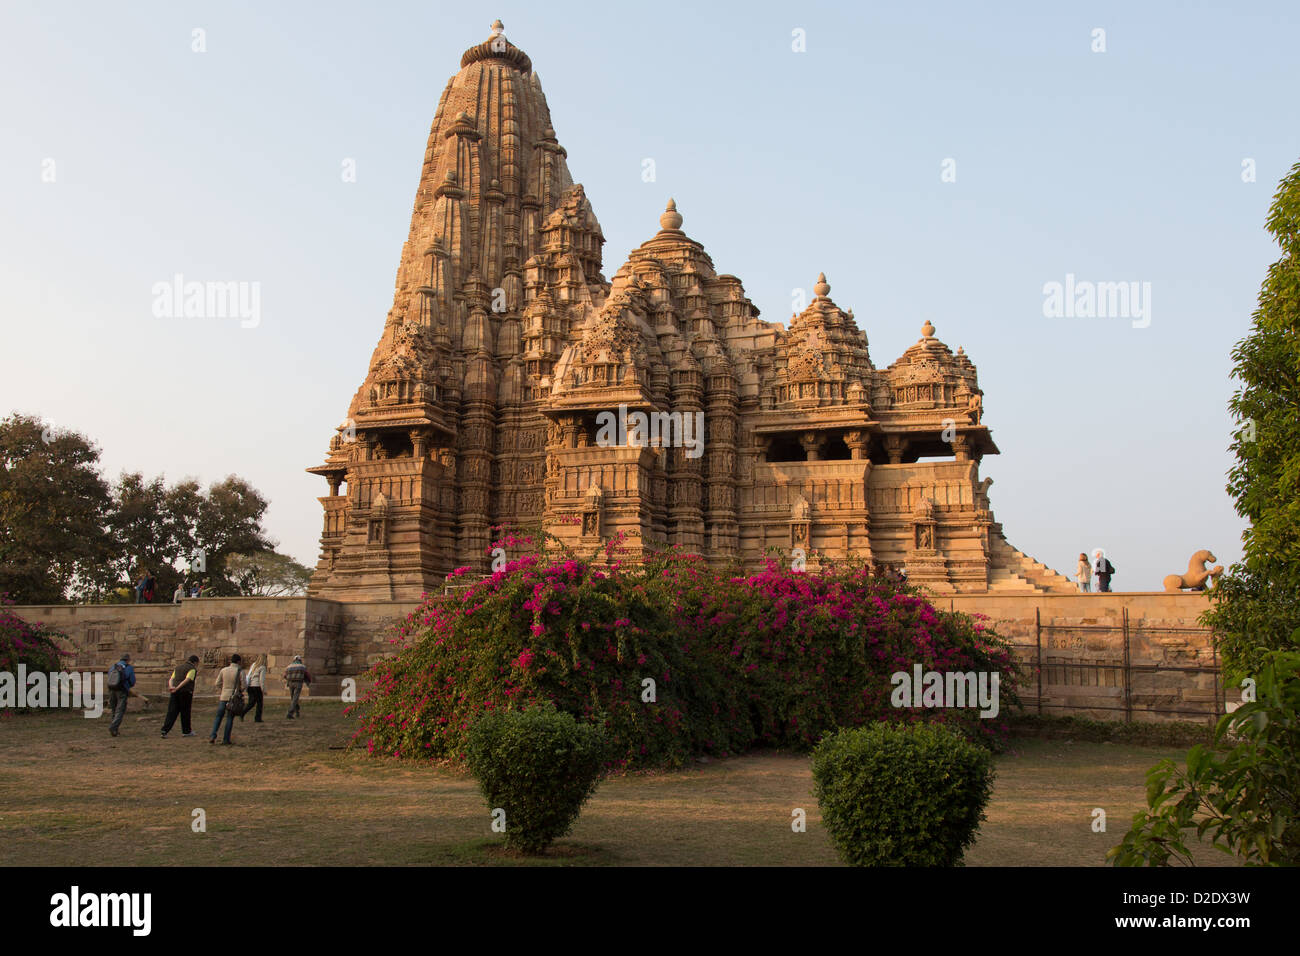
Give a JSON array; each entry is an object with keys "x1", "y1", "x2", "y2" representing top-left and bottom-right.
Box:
[
  {"x1": 241, "y1": 653, "x2": 268, "y2": 723},
  {"x1": 1076, "y1": 553, "x2": 1092, "y2": 593}
]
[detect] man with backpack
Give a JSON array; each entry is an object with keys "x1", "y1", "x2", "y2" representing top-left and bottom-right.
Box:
[
  {"x1": 106, "y1": 653, "x2": 137, "y2": 737},
  {"x1": 283, "y1": 656, "x2": 312, "y2": 719},
  {"x1": 1093, "y1": 549, "x2": 1116, "y2": 592},
  {"x1": 161, "y1": 655, "x2": 200, "y2": 738}
]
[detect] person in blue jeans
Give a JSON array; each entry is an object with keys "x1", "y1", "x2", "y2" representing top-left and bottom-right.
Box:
[
  {"x1": 209, "y1": 654, "x2": 244, "y2": 745},
  {"x1": 107, "y1": 653, "x2": 137, "y2": 737}
]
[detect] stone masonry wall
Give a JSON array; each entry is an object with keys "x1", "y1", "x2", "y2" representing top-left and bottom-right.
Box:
[
  {"x1": 9, "y1": 591, "x2": 1218, "y2": 722},
  {"x1": 943, "y1": 591, "x2": 1220, "y2": 722}
]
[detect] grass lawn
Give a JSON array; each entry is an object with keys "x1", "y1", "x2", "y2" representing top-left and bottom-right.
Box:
[{"x1": 0, "y1": 701, "x2": 1240, "y2": 867}]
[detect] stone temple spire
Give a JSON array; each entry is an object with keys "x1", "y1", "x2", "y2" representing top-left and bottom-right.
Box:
[{"x1": 307, "y1": 21, "x2": 608, "y2": 599}]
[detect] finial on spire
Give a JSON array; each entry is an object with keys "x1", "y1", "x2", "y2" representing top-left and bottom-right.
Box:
[
  {"x1": 660, "y1": 198, "x2": 683, "y2": 231},
  {"x1": 922, "y1": 319, "x2": 935, "y2": 338},
  {"x1": 491, "y1": 19, "x2": 505, "y2": 35},
  {"x1": 814, "y1": 272, "x2": 830, "y2": 298}
]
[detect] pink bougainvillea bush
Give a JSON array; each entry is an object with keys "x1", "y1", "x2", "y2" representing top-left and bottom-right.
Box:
[
  {"x1": 350, "y1": 539, "x2": 1020, "y2": 770},
  {"x1": 1, "y1": 596, "x2": 71, "y2": 713}
]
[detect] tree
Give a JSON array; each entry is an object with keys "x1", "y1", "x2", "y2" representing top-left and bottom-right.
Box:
[
  {"x1": 177, "y1": 476, "x2": 277, "y2": 592},
  {"x1": 106, "y1": 474, "x2": 278, "y2": 600},
  {"x1": 0, "y1": 414, "x2": 113, "y2": 603},
  {"x1": 1203, "y1": 159, "x2": 1300, "y2": 680},
  {"x1": 225, "y1": 551, "x2": 313, "y2": 596},
  {"x1": 1114, "y1": 160, "x2": 1300, "y2": 867},
  {"x1": 107, "y1": 472, "x2": 190, "y2": 603}
]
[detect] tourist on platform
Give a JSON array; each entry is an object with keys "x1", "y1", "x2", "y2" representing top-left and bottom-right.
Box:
[
  {"x1": 1076, "y1": 553, "x2": 1092, "y2": 593},
  {"x1": 173, "y1": 582, "x2": 185, "y2": 604},
  {"x1": 1093, "y1": 550, "x2": 1115, "y2": 592},
  {"x1": 107, "y1": 653, "x2": 137, "y2": 737},
  {"x1": 209, "y1": 654, "x2": 244, "y2": 745},
  {"x1": 134, "y1": 572, "x2": 148, "y2": 604},
  {"x1": 283, "y1": 656, "x2": 312, "y2": 719},
  {"x1": 242, "y1": 653, "x2": 267, "y2": 722},
  {"x1": 161, "y1": 655, "x2": 200, "y2": 737},
  {"x1": 142, "y1": 570, "x2": 156, "y2": 604}
]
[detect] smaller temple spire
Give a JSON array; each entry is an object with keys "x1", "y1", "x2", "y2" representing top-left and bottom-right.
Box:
[
  {"x1": 659, "y1": 198, "x2": 683, "y2": 231},
  {"x1": 814, "y1": 272, "x2": 830, "y2": 299}
]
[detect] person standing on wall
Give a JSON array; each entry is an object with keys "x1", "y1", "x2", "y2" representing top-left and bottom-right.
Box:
[
  {"x1": 209, "y1": 654, "x2": 244, "y2": 745},
  {"x1": 1076, "y1": 552, "x2": 1092, "y2": 593},
  {"x1": 1093, "y1": 549, "x2": 1116, "y2": 592},
  {"x1": 241, "y1": 653, "x2": 267, "y2": 723},
  {"x1": 283, "y1": 656, "x2": 312, "y2": 719},
  {"x1": 161, "y1": 655, "x2": 200, "y2": 737}
]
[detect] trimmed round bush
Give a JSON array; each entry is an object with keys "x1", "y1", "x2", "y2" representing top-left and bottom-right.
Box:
[
  {"x1": 811, "y1": 722, "x2": 994, "y2": 866},
  {"x1": 465, "y1": 702, "x2": 609, "y2": 854}
]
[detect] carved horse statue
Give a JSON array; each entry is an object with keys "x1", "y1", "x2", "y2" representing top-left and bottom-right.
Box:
[{"x1": 1163, "y1": 550, "x2": 1224, "y2": 592}]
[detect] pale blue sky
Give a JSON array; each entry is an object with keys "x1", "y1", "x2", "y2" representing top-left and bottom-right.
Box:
[{"x1": 2, "y1": 0, "x2": 1297, "y2": 589}]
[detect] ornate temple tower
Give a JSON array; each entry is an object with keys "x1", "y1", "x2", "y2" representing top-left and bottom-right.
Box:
[
  {"x1": 307, "y1": 22, "x2": 607, "y2": 600},
  {"x1": 309, "y1": 23, "x2": 1076, "y2": 599}
]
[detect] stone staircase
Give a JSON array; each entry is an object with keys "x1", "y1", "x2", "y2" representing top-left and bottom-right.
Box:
[
  {"x1": 986, "y1": 534, "x2": 1078, "y2": 593},
  {"x1": 986, "y1": 567, "x2": 1040, "y2": 593}
]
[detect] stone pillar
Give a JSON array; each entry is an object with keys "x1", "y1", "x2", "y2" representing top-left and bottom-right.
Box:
[
  {"x1": 844, "y1": 430, "x2": 869, "y2": 461},
  {"x1": 884, "y1": 434, "x2": 906, "y2": 465}
]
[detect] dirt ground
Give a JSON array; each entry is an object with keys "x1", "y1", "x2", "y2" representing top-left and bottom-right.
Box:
[{"x1": 0, "y1": 701, "x2": 1239, "y2": 866}]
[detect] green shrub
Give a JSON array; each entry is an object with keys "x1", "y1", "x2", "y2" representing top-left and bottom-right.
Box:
[
  {"x1": 465, "y1": 702, "x2": 609, "y2": 855},
  {"x1": 811, "y1": 722, "x2": 994, "y2": 866},
  {"x1": 1109, "y1": 649, "x2": 1300, "y2": 866}
]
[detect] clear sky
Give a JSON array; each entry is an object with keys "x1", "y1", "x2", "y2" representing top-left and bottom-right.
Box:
[{"x1": 2, "y1": 0, "x2": 1297, "y2": 590}]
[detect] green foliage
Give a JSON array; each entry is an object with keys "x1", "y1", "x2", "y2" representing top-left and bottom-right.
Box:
[
  {"x1": 0, "y1": 414, "x2": 114, "y2": 603},
  {"x1": 0, "y1": 413, "x2": 279, "y2": 604},
  {"x1": 1109, "y1": 650, "x2": 1300, "y2": 867},
  {"x1": 465, "y1": 702, "x2": 609, "y2": 854},
  {"x1": 811, "y1": 721, "x2": 994, "y2": 866},
  {"x1": 108, "y1": 473, "x2": 276, "y2": 601},
  {"x1": 224, "y1": 551, "x2": 313, "y2": 596},
  {"x1": 1204, "y1": 159, "x2": 1300, "y2": 679}
]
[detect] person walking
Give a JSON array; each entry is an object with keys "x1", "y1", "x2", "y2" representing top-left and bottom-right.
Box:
[
  {"x1": 1093, "y1": 549, "x2": 1116, "y2": 593},
  {"x1": 283, "y1": 656, "x2": 312, "y2": 719},
  {"x1": 1076, "y1": 553, "x2": 1092, "y2": 593},
  {"x1": 106, "y1": 653, "x2": 137, "y2": 737},
  {"x1": 209, "y1": 654, "x2": 244, "y2": 745},
  {"x1": 161, "y1": 655, "x2": 200, "y2": 737},
  {"x1": 241, "y1": 653, "x2": 267, "y2": 722}
]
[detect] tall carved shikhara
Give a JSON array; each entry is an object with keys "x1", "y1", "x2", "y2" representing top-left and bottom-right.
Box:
[{"x1": 308, "y1": 22, "x2": 1074, "y2": 600}]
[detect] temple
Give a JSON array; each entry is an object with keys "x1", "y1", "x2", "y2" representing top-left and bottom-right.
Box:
[{"x1": 307, "y1": 21, "x2": 1075, "y2": 600}]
